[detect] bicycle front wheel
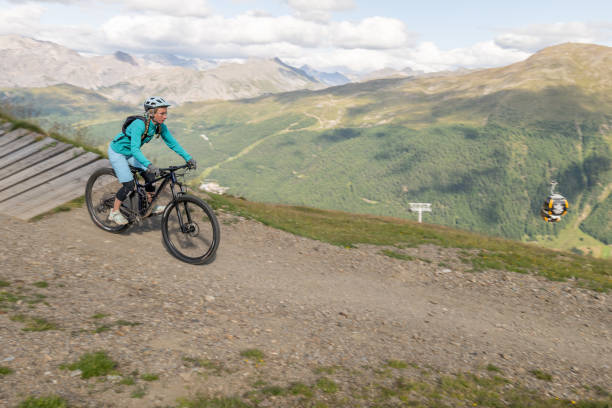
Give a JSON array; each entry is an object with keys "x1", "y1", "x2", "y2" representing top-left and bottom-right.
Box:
[
  {"x1": 85, "y1": 167, "x2": 129, "y2": 233},
  {"x1": 161, "y1": 195, "x2": 220, "y2": 264}
]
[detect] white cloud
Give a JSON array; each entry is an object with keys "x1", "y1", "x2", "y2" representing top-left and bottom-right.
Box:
[
  {"x1": 99, "y1": 9, "x2": 526, "y2": 73},
  {"x1": 404, "y1": 41, "x2": 530, "y2": 72},
  {"x1": 122, "y1": 0, "x2": 212, "y2": 18},
  {"x1": 281, "y1": 41, "x2": 530, "y2": 74},
  {"x1": 286, "y1": 0, "x2": 354, "y2": 22},
  {"x1": 286, "y1": 0, "x2": 354, "y2": 12},
  {"x1": 6, "y1": 0, "x2": 78, "y2": 2},
  {"x1": 331, "y1": 17, "x2": 412, "y2": 49},
  {"x1": 101, "y1": 12, "x2": 413, "y2": 56},
  {"x1": 3, "y1": 2, "x2": 609, "y2": 74},
  {"x1": 495, "y1": 22, "x2": 612, "y2": 52},
  {"x1": 0, "y1": 3, "x2": 45, "y2": 35}
]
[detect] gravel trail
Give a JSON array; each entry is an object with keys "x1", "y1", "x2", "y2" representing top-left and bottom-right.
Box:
[{"x1": 0, "y1": 208, "x2": 610, "y2": 407}]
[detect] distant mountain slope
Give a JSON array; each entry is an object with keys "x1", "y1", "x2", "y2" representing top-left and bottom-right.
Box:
[
  {"x1": 178, "y1": 43, "x2": 612, "y2": 251},
  {"x1": 2, "y1": 43, "x2": 611, "y2": 255},
  {"x1": 300, "y1": 65, "x2": 351, "y2": 86},
  {"x1": 0, "y1": 34, "x2": 324, "y2": 105}
]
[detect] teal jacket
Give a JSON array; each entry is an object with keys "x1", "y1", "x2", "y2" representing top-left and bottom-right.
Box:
[{"x1": 110, "y1": 119, "x2": 191, "y2": 167}]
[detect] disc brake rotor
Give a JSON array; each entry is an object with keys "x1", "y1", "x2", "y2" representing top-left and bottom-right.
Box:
[{"x1": 186, "y1": 222, "x2": 200, "y2": 237}]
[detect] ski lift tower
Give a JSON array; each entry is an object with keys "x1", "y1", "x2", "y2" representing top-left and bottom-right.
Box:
[{"x1": 409, "y1": 203, "x2": 431, "y2": 223}]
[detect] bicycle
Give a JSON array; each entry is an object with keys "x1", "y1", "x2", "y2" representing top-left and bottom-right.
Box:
[{"x1": 85, "y1": 164, "x2": 220, "y2": 264}]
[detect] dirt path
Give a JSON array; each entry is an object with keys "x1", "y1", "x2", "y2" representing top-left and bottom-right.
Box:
[{"x1": 0, "y1": 208, "x2": 610, "y2": 407}]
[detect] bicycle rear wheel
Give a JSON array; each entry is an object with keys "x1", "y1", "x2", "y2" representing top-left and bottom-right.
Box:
[
  {"x1": 161, "y1": 195, "x2": 220, "y2": 264},
  {"x1": 85, "y1": 167, "x2": 129, "y2": 233}
]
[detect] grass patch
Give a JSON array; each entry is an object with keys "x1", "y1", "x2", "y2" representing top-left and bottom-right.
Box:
[
  {"x1": 260, "y1": 385, "x2": 286, "y2": 396},
  {"x1": 23, "y1": 316, "x2": 57, "y2": 331},
  {"x1": 206, "y1": 194, "x2": 612, "y2": 292},
  {"x1": 0, "y1": 291, "x2": 21, "y2": 304},
  {"x1": 0, "y1": 366, "x2": 14, "y2": 376},
  {"x1": 62, "y1": 351, "x2": 118, "y2": 379},
  {"x1": 486, "y1": 364, "x2": 502, "y2": 373},
  {"x1": 288, "y1": 382, "x2": 314, "y2": 398},
  {"x1": 381, "y1": 249, "x2": 416, "y2": 261},
  {"x1": 94, "y1": 325, "x2": 111, "y2": 333},
  {"x1": 17, "y1": 396, "x2": 69, "y2": 408},
  {"x1": 314, "y1": 365, "x2": 342, "y2": 375},
  {"x1": 9, "y1": 314, "x2": 28, "y2": 323},
  {"x1": 316, "y1": 377, "x2": 338, "y2": 394},
  {"x1": 170, "y1": 358, "x2": 610, "y2": 407},
  {"x1": 115, "y1": 320, "x2": 141, "y2": 327},
  {"x1": 10, "y1": 314, "x2": 59, "y2": 331},
  {"x1": 141, "y1": 373, "x2": 159, "y2": 381},
  {"x1": 386, "y1": 360, "x2": 409, "y2": 369},
  {"x1": 32, "y1": 281, "x2": 49, "y2": 288},
  {"x1": 8, "y1": 119, "x2": 46, "y2": 135},
  {"x1": 0, "y1": 280, "x2": 9, "y2": 287},
  {"x1": 530, "y1": 369, "x2": 553, "y2": 381},
  {"x1": 131, "y1": 387, "x2": 146, "y2": 398},
  {"x1": 92, "y1": 319, "x2": 141, "y2": 333},
  {"x1": 248, "y1": 380, "x2": 315, "y2": 401},
  {"x1": 26, "y1": 293, "x2": 47, "y2": 305},
  {"x1": 240, "y1": 349, "x2": 265, "y2": 361},
  {"x1": 592, "y1": 385, "x2": 610, "y2": 397},
  {"x1": 176, "y1": 395, "x2": 252, "y2": 407},
  {"x1": 119, "y1": 376, "x2": 136, "y2": 385},
  {"x1": 183, "y1": 356, "x2": 228, "y2": 375},
  {"x1": 30, "y1": 196, "x2": 85, "y2": 221}
]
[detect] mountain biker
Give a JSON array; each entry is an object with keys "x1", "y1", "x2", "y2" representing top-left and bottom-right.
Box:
[{"x1": 107, "y1": 96, "x2": 196, "y2": 225}]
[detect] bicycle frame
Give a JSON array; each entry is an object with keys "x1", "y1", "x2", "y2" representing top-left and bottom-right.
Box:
[{"x1": 123, "y1": 165, "x2": 188, "y2": 223}]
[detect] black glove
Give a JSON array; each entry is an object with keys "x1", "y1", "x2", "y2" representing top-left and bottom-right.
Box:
[
  {"x1": 187, "y1": 158, "x2": 197, "y2": 170},
  {"x1": 147, "y1": 163, "x2": 160, "y2": 177}
]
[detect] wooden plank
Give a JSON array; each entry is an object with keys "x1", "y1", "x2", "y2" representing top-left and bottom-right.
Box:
[
  {"x1": 0, "y1": 147, "x2": 84, "y2": 191},
  {"x1": 1, "y1": 159, "x2": 110, "y2": 220},
  {"x1": 0, "y1": 142, "x2": 72, "y2": 179},
  {"x1": 0, "y1": 137, "x2": 57, "y2": 169},
  {"x1": 0, "y1": 152, "x2": 99, "y2": 202},
  {"x1": 0, "y1": 128, "x2": 30, "y2": 148},
  {"x1": 0, "y1": 134, "x2": 37, "y2": 158}
]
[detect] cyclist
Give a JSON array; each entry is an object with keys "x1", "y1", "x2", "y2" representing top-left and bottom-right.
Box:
[{"x1": 107, "y1": 96, "x2": 196, "y2": 225}]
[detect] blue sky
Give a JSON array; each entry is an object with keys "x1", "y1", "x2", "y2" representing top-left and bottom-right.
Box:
[{"x1": 1, "y1": 0, "x2": 610, "y2": 73}]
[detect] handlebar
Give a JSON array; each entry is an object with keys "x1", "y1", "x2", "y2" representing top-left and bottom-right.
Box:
[{"x1": 159, "y1": 163, "x2": 190, "y2": 172}]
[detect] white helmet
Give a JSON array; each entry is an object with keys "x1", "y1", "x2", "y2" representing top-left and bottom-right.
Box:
[{"x1": 144, "y1": 96, "x2": 170, "y2": 111}]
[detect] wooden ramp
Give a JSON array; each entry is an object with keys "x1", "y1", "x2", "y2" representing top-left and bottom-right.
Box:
[{"x1": 0, "y1": 121, "x2": 110, "y2": 220}]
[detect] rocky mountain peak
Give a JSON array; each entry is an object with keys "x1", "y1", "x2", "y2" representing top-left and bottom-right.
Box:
[{"x1": 113, "y1": 51, "x2": 138, "y2": 66}]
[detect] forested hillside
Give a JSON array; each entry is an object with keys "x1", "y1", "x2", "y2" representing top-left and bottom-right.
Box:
[{"x1": 1, "y1": 43, "x2": 611, "y2": 254}]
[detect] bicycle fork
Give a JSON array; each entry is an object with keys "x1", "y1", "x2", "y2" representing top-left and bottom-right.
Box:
[{"x1": 168, "y1": 173, "x2": 195, "y2": 235}]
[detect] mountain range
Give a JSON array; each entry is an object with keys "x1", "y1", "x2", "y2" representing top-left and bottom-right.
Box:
[
  {"x1": 1, "y1": 39, "x2": 611, "y2": 257},
  {"x1": 0, "y1": 34, "x2": 436, "y2": 104},
  {"x1": 0, "y1": 35, "x2": 327, "y2": 105}
]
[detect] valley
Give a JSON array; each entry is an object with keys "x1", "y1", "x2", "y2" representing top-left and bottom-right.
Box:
[{"x1": 1, "y1": 42, "x2": 611, "y2": 257}]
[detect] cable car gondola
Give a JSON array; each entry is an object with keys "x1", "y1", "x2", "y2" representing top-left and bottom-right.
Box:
[{"x1": 540, "y1": 181, "x2": 569, "y2": 222}]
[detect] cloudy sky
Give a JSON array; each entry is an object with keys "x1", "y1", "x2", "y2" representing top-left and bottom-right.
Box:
[{"x1": 1, "y1": 0, "x2": 611, "y2": 73}]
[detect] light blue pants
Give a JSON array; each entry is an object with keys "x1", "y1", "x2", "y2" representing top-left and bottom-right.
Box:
[{"x1": 108, "y1": 145, "x2": 148, "y2": 183}]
